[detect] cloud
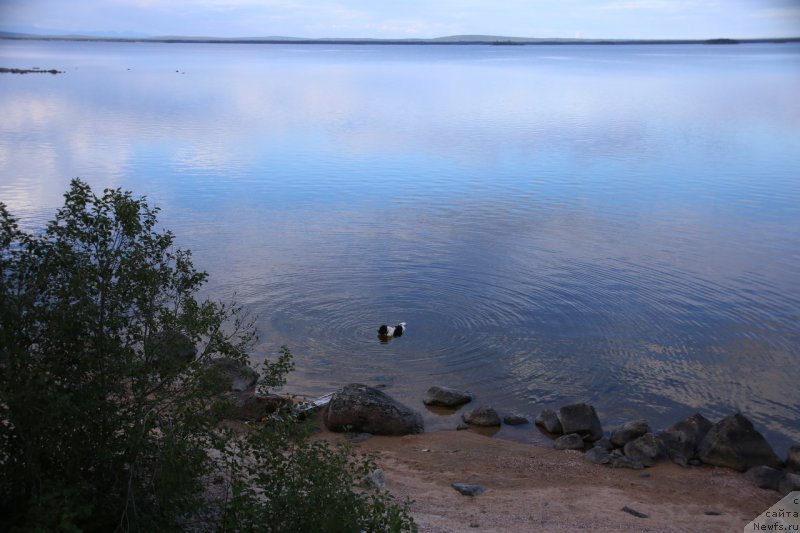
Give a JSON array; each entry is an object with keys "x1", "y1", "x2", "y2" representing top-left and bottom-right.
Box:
[
  {"x1": 753, "y1": 7, "x2": 800, "y2": 19},
  {"x1": 601, "y1": 0, "x2": 682, "y2": 10},
  {"x1": 599, "y1": 0, "x2": 715, "y2": 11}
]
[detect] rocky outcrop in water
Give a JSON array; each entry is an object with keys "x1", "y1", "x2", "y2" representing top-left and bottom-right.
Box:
[
  {"x1": 423, "y1": 386, "x2": 473, "y2": 408},
  {"x1": 503, "y1": 413, "x2": 529, "y2": 426},
  {"x1": 325, "y1": 383, "x2": 424, "y2": 435}
]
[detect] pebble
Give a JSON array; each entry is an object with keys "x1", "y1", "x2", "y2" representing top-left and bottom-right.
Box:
[{"x1": 451, "y1": 483, "x2": 485, "y2": 496}]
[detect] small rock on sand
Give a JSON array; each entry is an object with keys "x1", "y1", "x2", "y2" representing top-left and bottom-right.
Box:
[{"x1": 451, "y1": 483, "x2": 485, "y2": 496}]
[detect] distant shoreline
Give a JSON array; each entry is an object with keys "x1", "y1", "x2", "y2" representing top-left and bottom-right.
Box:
[
  {"x1": 2, "y1": 34, "x2": 799, "y2": 46},
  {"x1": 0, "y1": 67, "x2": 62, "y2": 74}
]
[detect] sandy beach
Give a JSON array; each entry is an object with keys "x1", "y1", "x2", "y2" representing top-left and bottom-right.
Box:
[{"x1": 318, "y1": 427, "x2": 781, "y2": 532}]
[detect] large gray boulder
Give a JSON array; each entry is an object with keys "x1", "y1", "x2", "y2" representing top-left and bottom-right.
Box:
[
  {"x1": 423, "y1": 386, "x2": 473, "y2": 408},
  {"x1": 610, "y1": 419, "x2": 651, "y2": 448},
  {"x1": 659, "y1": 412, "x2": 713, "y2": 462},
  {"x1": 697, "y1": 413, "x2": 781, "y2": 472},
  {"x1": 558, "y1": 403, "x2": 603, "y2": 442},
  {"x1": 463, "y1": 406, "x2": 501, "y2": 427},
  {"x1": 623, "y1": 432, "x2": 668, "y2": 467},
  {"x1": 535, "y1": 408, "x2": 563, "y2": 434},
  {"x1": 325, "y1": 384, "x2": 424, "y2": 436},
  {"x1": 786, "y1": 444, "x2": 800, "y2": 474}
]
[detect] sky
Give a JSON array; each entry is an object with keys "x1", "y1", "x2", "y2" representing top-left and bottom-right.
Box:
[{"x1": 1, "y1": 0, "x2": 799, "y2": 40}]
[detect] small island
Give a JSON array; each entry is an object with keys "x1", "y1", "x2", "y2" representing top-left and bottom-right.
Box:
[
  {"x1": 0, "y1": 67, "x2": 63, "y2": 74},
  {"x1": 704, "y1": 38, "x2": 740, "y2": 44}
]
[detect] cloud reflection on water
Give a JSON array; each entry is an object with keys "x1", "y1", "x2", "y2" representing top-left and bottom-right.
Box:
[{"x1": 1, "y1": 41, "x2": 799, "y2": 449}]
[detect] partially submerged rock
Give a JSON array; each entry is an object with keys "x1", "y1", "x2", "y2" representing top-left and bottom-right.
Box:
[
  {"x1": 535, "y1": 408, "x2": 563, "y2": 434},
  {"x1": 463, "y1": 406, "x2": 501, "y2": 427},
  {"x1": 697, "y1": 413, "x2": 781, "y2": 472},
  {"x1": 423, "y1": 386, "x2": 473, "y2": 408},
  {"x1": 503, "y1": 413, "x2": 529, "y2": 426},
  {"x1": 325, "y1": 383, "x2": 424, "y2": 436},
  {"x1": 558, "y1": 403, "x2": 603, "y2": 442}
]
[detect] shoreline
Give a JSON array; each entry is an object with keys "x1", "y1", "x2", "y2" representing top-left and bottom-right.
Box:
[
  {"x1": 315, "y1": 425, "x2": 781, "y2": 531},
  {"x1": 2, "y1": 35, "x2": 799, "y2": 46}
]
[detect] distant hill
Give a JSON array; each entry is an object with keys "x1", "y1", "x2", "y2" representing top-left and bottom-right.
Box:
[{"x1": 1, "y1": 31, "x2": 798, "y2": 45}]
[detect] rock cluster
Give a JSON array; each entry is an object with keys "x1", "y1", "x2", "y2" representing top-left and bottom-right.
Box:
[
  {"x1": 422, "y1": 385, "x2": 534, "y2": 431},
  {"x1": 213, "y1": 369, "x2": 799, "y2": 498},
  {"x1": 535, "y1": 404, "x2": 796, "y2": 495}
]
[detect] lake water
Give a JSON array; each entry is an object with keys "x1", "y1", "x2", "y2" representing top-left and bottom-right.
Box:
[{"x1": 1, "y1": 40, "x2": 799, "y2": 451}]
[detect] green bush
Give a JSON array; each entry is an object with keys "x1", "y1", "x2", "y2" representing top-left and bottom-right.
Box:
[{"x1": 0, "y1": 179, "x2": 415, "y2": 532}]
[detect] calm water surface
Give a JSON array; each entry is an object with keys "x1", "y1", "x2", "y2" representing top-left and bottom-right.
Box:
[{"x1": 1, "y1": 41, "x2": 799, "y2": 450}]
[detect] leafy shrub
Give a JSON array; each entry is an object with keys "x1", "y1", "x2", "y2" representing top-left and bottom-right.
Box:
[{"x1": 0, "y1": 179, "x2": 415, "y2": 532}]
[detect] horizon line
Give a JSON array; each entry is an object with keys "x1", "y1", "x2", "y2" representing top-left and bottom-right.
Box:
[{"x1": 2, "y1": 31, "x2": 799, "y2": 44}]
